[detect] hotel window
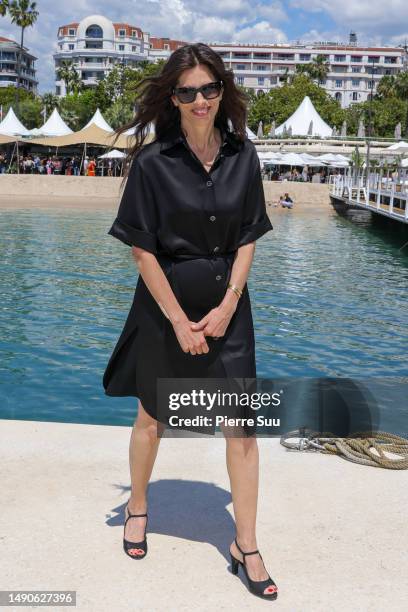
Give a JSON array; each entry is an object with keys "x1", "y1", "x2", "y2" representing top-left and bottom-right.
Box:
[
  {"x1": 69, "y1": 29, "x2": 75, "y2": 36},
  {"x1": 164, "y1": 44, "x2": 169, "y2": 50},
  {"x1": 319, "y1": 79, "x2": 326, "y2": 85},
  {"x1": 68, "y1": 44, "x2": 74, "y2": 50},
  {"x1": 118, "y1": 44, "x2": 125, "y2": 51},
  {"x1": 258, "y1": 77, "x2": 264, "y2": 85},
  {"x1": 352, "y1": 92, "x2": 358, "y2": 101},
  {"x1": 352, "y1": 66, "x2": 361, "y2": 73},
  {"x1": 334, "y1": 55, "x2": 346, "y2": 62},
  {"x1": 132, "y1": 46, "x2": 136, "y2": 52},
  {"x1": 368, "y1": 56, "x2": 379, "y2": 63},
  {"x1": 335, "y1": 79, "x2": 343, "y2": 87},
  {"x1": 236, "y1": 76, "x2": 244, "y2": 85},
  {"x1": 256, "y1": 65, "x2": 266, "y2": 70},
  {"x1": 236, "y1": 64, "x2": 245, "y2": 70},
  {"x1": 384, "y1": 56, "x2": 397, "y2": 64},
  {"x1": 352, "y1": 79, "x2": 360, "y2": 87},
  {"x1": 119, "y1": 29, "x2": 126, "y2": 37},
  {"x1": 351, "y1": 56, "x2": 362, "y2": 62},
  {"x1": 299, "y1": 54, "x2": 311, "y2": 61},
  {"x1": 368, "y1": 80, "x2": 375, "y2": 89},
  {"x1": 131, "y1": 30, "x2": 137, "y2": 38}
]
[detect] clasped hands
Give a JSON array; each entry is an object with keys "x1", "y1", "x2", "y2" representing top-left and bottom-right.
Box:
[{"x1": 173, "y1": 301, "x2": 238, "y2": 355}]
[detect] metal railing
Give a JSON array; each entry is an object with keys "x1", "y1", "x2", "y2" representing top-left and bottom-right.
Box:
[{"x1": 329, "y1": 173, "x2": 408, "y2": 221}]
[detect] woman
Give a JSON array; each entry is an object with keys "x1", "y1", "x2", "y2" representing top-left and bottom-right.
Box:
[
  {"x1": 102, "y1": 43, "x2": 277, "y2": 601},
  {"x1": 87, "y1": 157, "x2": 96, "y2": 176}
]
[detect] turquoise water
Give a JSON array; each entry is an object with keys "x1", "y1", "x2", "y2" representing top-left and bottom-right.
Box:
[{"x1": 0, "y1": 206, "x2": 407, "y2": 431}]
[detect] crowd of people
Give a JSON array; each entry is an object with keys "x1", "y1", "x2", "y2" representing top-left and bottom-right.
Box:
[
  {"x1": 262, "y1": 166, "x2": 339, "y2": 183},
  {"x1": 0, "y1": 152, "x2": 123, "y2": 176}
]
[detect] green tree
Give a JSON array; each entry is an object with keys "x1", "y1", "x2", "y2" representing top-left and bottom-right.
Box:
[
  {"x1": 0, "y1": 0, "x2": 9, "y2": 17},
  {"x1": 296, "y1": 55, "x2": 330, "y2": 83},
  {"x1": 104, "y1": 99, "x2": 133, "y2": 129},
  {"x1": 376, "y1": 74, "x2": 397, "y2": 99},
  {"x1": 56, "y1": 59, "x2": 82, "y2": 95},
  {"x1": 247, "y1": 74, "x2": 345, "y2": 134},
  {"x1": 0, "y1": 84, "x2": 32, "y2": 107},
  {"x1": 41, "y1": 92, "x2": 59, "y2": 116},
  {"x1": 8, "y1": 0, "x2": 39, "y2": 113},
  {"x1": 394, "y1": 71, "x2": 408, "y2": 137},
  {"x1": 18, "y1": 94, "x2": 41, "y2": 127}
]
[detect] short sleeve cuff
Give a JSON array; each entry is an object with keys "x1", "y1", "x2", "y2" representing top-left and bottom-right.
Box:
[
  {"x1": 237, "y1": 215, "x2": 273, "y2": 247},
  {"x1": 108, "y1": 217, "x2": 158, "y2": 254}
]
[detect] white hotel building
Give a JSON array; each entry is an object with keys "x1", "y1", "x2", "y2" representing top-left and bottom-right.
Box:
[{"x1": 54, "y1": 16, "x2": 407, "y2": 108}]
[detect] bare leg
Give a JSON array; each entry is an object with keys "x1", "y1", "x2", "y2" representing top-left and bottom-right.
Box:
[
  {"x1": 222, "y1": 425, "x2": 277, "y2": 596},
  {"x1": 125, "y1": 400, "x2": 164, "y2": 556}
]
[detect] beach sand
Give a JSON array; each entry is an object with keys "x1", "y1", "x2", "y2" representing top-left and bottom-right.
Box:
[{"x1": 0, "y1": 179, "x2": 334, "y2": 217}]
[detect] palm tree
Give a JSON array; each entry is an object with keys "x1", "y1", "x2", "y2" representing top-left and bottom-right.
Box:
[
  {"x1": 41, "y1": 92, "x2": 59, "y2": 116},
  {"x1": 376, "y1": 74, "x2": 397, "y2": 99},
  {"x1": 56, "y1": 60, "x2": 73, "y2": 94},
  {"x1": 8, "y1": 0, "x2": 39, "y2": 113},
  {"x1": 310, "y1": 55, "x2": 330, "y2": 82},
  {"x1": 394, "y1": 71, "x2": 408, "y2": 137},
  {"x1": 69, "y1": 67, "x2": 83, "y2": 94},
  {"x1": 0, "y1": 1, "x2": 9, "y2": 17},
  {"x1": 56, "y1": 60, "x2": 82, "y2": 95}
]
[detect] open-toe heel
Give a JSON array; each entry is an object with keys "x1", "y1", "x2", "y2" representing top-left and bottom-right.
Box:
[
  {"x1": 123, "y1": 501, "x2": 148, "y2": 560},
  {"x1": 230, "y1": 537, "x2": 278, "y2": 600}
]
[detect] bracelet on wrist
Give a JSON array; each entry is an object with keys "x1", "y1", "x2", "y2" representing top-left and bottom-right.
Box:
[{"x1": 227, "y1": 283, "x2": 242, "y2": 299}]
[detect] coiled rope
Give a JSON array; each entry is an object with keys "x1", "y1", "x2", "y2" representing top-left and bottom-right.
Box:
[{"x1": 280, "y1": 429, "x2": 408, "y2": 469}]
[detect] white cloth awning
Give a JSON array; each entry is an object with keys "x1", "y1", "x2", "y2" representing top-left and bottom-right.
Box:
[
  {"x1": 386, "y1": 141, "x2": 408, "y2": 152},
  {"x1": 98, "y1": 149, "x2": 125, "y2": 159}
]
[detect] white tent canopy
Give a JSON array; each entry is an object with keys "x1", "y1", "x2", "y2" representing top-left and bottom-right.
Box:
[
  {"x1": 276, "y1": 96, "x2": 333, "y2": 138},
  {"x1": 29, "y1": 108, "x2": 73, "y2": 137},
  {"x1": 98, "y1": 149, "x2": 125, "y2": 159},
  {"x1": 0, "y1": 107, "x2": 31, "y2": 136},
  {"x1": 124, "y1": 121, "x2": 155, "y2": 136},
  {"x1": 84, "y1": 108, "x2": 113, "y2": 132},
  {"x1": 386, "y1": 141, "x2": 408, "y2": 152},
  {"x1": 246, "y1": 125, "x2": 256, "y2": 140}
]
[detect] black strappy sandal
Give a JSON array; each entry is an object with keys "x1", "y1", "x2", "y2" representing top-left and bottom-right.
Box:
[
  {"x1": 230, "y1": 537, "x2": 278, "y2": 600},
  {"x1": 123, "y1": 502, "x2": 148, "y2": 560}
]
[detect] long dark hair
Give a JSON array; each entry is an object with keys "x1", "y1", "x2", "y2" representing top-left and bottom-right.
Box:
[{"x1": 113, "y1": 42, "x2": 250, "y2": 177}]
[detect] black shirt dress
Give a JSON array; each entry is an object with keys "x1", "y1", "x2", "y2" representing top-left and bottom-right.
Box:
[{"x1": 102, "y1": 121, "x2": 273, "y2": 432}]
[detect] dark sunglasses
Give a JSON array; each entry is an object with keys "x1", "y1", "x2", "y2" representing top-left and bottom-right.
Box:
[{"x1": 172, "y1": 80, "x2": 223, "y2": 104}]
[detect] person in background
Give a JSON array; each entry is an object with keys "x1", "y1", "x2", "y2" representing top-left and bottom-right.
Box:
[
  {"x1": 87, "y1": 157, "x2": 96, "y2": 176},
  {"x1": 83, "y1": 156, "x2": 89, "y2": 175},
  {"x1": 281, "y1": 193, "x2": 294, "y2": 209}
]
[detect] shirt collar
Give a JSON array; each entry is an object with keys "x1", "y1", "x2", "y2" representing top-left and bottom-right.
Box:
[{"x1": 159, "y1": 122, "x2": 243, "y2": 154}]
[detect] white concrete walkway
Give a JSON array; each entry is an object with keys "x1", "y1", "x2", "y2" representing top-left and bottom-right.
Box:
[{"x1": 1, "y1": 419, "x2": 406, "y2": 611}]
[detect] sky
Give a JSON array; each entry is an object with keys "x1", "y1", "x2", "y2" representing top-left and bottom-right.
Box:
[{"x1": 1, "y1": 0, "x2": 407, "y2": 94}]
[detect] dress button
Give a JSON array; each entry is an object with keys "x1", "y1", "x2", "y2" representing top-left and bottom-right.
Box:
[
  {"x1": 213, "y1": 246, "x2": 219, "y2": 253},
  {"x1": 210, "y1": 215, "x2": 216, "y2": 221},
  {"x1": 215, "y1": 275, "x2": 222, "y2": 281},
  {"x1": 206, "y1": 180, "x2": 213, "y2": 187}
]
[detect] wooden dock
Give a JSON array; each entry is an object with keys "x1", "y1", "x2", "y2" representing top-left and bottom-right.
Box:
[{"x1": 329, "y1": 176, "x2": 408, "y2": 224}]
